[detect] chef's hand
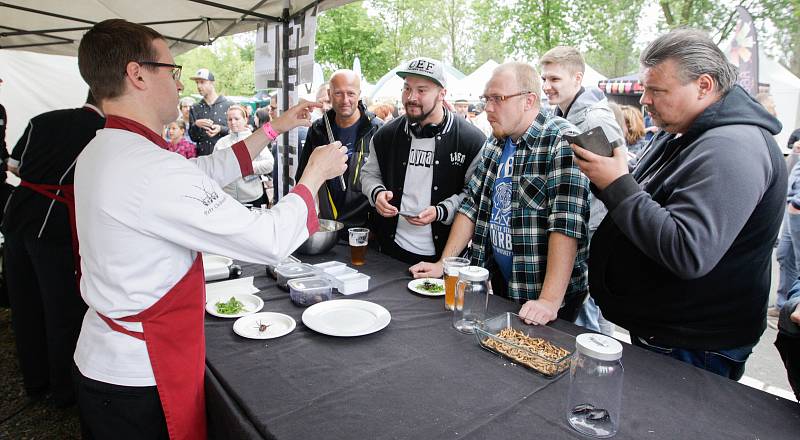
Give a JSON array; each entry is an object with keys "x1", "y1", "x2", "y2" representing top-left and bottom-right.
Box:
[
  {"x1": 195, "y1": 118, "x2": 213, "y2": 129},
  {"x1": 571, "y1": 144, "x2": 629, "y2": 191},
  {"x1": 792, "y1": 303, "x2": 800, "y2": 325},
  {"x1": 376, "y1": 191, "x2": 398, "y2": 217},
  {"x1": 409, "y1": 261, "x2": 443, "y2": 279},
  {"x1": 205, "y1": 124, "x2": 222, "y2": 137},
  {"x1": 270, "y1": 99, "x2": 322, "y2": 134},
  {"x1": 405, "y1": 206, "x2": 437, "y2": 226},
  {"x1": 518, "y1": 298, "x2": 559, "y2": 325},
  {"x1": 298, "y1": 141, "x2": 347, "y2": 193}
]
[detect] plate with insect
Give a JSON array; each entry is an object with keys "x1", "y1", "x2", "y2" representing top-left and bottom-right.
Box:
[
  {"x1": 407, "y1": 278, "x2": 445, "y2": 297},
  {"x1": 206, "y1": 294, "x2": 264, "y2": 318},
  {"x1": 233, "y1": 312, "x2": 296, "y2": 339}
]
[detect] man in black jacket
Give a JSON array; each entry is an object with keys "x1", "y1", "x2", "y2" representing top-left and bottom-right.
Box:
[
  {"x1": 3, "y1": 92, "x2": 105, "y2": 406},
  {"x1": 573, "y1": 28, "x2": 787, "y2": 379},
  {"x1": 188, "y1": 68, "x2": 232, "y2": 156},
  {"x1": 296, "y1": 70, "x2": 382, "y2": 234},
  {"x1": 361, "y1": 57, "x2": 485, "y2": 264}
]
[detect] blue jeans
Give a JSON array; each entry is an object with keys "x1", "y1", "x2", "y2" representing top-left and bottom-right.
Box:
[
  {"x1": 776, "y1": 210, "x2": 800, "y2": 308},
  {"x1": 632, "y1": 336, "x2": 754, "y2": 380}
]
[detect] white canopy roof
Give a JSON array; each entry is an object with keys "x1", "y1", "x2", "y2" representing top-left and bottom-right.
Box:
[
  {"x1": 447, "y1": 59, "x2": 499, "y2": 101},
  {"x1": 0, "y1": 0, "x2": 354, "y2": 56}
]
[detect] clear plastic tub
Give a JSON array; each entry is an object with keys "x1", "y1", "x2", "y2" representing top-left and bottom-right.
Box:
[
  {"x1": 275, "y1": 263, "x2": 317, "y2": 289},
  {"x1": 475, "y1": 312, "x2": 575, "y2": 378},
  {"x1": 288, "y1": 277, "x2": 333, "y2": 307},
  {"x1": 336, "y1": 273, "x2": 370, "y2": 295}
]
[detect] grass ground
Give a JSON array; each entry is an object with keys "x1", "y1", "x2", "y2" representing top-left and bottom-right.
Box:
[{"x1": 0, "y1": 307, "x2": 80, "y2": 439}]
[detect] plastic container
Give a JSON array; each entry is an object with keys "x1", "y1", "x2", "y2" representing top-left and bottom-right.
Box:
[
  {"x1": 475, "y1": 312, "x2": 575, "y2": 378},
  {"x1": 312, "y1": 261, "x2": 346, "y2": 272},
  {"x1": 287, "y1": 277, "x2": 333, "y2": 307},
  {"x1": 336, "y1": 273, "x2": 370, "y2": 295},
  {"x1": 453, "y1": 266, "x2": 490, "y2": 334},
  {"x1": 266, "y1": 255, "x2": 301, "y2": 278},
  {"x1": 275, "y1": 263, "x2": 316, "y2": 289},
  {"x1": 566, "y1": 333, "x2": 624, "y2": 438}
]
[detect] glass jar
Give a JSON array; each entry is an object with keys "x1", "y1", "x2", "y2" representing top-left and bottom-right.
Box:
[
  {"x1": 452, "y1": 266, "x2": 490, "y2": 334},
  {"x1": 566, "y1": 333, "x2": 624, "y2": 438}
]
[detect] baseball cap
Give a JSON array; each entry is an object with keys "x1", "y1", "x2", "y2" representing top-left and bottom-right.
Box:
[
  {"x1": 396, "y1": 57, "x2": 446, "y2": 88},
  {"x1": 190, "y1": 68, "x2": 215, "y2": 81}
]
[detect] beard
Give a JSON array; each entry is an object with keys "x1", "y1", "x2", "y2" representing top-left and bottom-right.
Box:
[{"x1": 404, "y1": 101, "x2": 436, "y2": 124}]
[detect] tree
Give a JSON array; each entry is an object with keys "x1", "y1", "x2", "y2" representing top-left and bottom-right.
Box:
[
  {"x1": 370, "y1": 0, "x2": 446, "y2": 65},
  {"x1": 315, "y1": 2, "x2": 394, "y2": 82},
  {"x1": 582, "y1": 0, "x2": 644, "y2": 77},
  {"x1": 175, "y1": 36, "x2": 256, "y2": 97}
]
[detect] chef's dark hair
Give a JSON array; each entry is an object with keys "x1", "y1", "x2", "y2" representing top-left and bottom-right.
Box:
[{"x1": 78, "y1": 19, "x2": 163, "y2": 101}]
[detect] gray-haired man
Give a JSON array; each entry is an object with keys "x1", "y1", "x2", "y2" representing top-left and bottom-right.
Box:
[{"x1": 574, "y1": 28, "x2": 787, "y2": 379}]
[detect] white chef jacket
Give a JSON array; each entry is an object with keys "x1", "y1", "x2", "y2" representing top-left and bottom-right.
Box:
[{"x1": 73, "y1": 120, "x2": 316, "y2": 386}]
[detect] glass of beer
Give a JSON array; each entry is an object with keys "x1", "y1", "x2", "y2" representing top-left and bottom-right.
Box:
[
  {"x1": 442, "y1": 257, "x2": 469, "y2": 310},
  {"x1": 348, "y1": 228, "x2": 369, "y2": 266}
]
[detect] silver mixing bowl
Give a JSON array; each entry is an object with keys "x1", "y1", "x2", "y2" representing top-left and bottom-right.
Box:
[{"x1": 296, "y1": 219, "x2": 344, "y2": 255}]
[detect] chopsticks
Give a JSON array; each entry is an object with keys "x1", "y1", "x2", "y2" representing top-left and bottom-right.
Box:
[{"x1": 323, "y1": 113, "x2": 347, "y2": 191}]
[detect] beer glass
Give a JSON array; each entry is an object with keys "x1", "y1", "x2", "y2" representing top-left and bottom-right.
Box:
[
  {"x1": 348, "y1": 228, "x2": 369, "y2": 266},
  {"x1": 442, "y1": 257, "x2": 469, "y2": 310}
]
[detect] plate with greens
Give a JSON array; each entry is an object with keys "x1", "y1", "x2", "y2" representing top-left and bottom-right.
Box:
[
  {"x1": 407, "y1": 278, "x2": 446, "y2": 297},
  {"x1": 206, "y1": 294, "x2": 264, "y2": 318}
]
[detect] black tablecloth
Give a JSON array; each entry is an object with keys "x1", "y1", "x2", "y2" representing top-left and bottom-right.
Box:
[{"x1": 205, "y1": 244, "x2": 800, "y2": 439}]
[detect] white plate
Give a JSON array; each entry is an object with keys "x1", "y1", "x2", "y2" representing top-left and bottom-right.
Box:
[
  {"x1": 203, "y1": 254, "x2": 233, "y2": 281},
  {"x1": 206, "y1": 293, "x2": 264, "y2": 318},
  {"x1": 407, "y1": 278, "x2": 445, "y2": 297},
  {"x1": 233, "y1": 312, "x2": 296, "y2": 339},
  {"x1": 302, "y1": 299, "x2": 391, "y2": 337}
]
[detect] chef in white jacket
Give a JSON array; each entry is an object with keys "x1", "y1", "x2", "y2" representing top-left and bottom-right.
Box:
[{"x1": 72, "y1": 19, "x2": 347, "y2": 440}]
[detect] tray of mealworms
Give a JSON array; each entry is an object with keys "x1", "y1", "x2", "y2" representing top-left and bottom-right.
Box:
[{"x1": 475, "y1": 312, "x2": 575, "y2": 378}]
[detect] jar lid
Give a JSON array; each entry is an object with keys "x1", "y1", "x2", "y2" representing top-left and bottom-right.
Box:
[
  {"x1": 575, "y1": 333, "x2": 623, "y2": 361},
  {"x1": 458, "y1": 266, "x2": 489, "y2": 282}
]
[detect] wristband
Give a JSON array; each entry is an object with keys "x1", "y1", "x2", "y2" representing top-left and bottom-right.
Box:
[{"x1": 261, "y1": 122, "x2": 279, "y2": 141}]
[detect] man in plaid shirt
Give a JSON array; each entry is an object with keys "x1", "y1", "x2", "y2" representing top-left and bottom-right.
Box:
[{"x1": 411, "y1": 62, "x2": 590, "y2": 324}]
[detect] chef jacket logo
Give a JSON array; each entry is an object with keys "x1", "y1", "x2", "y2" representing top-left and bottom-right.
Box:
[
  {"x1": 450, "y1": 152, "x2": 465, "y2": 166},
  {"x1": 184, "y1": 180, "x2": 225, "y2": 215}
]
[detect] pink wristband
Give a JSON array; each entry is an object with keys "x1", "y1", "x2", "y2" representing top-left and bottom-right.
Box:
[{"x1": 261, "y1": 122, "x2": 279, "y2": 140}]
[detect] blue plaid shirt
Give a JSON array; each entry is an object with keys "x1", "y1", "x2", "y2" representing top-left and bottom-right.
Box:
[{"x1": 459, "y1": 110, "x2": 589, "y2": 302}]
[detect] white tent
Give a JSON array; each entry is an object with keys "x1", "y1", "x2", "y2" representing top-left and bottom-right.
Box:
[
  {"x1": 583, "y1": 64, "x2": 607, "y2": 91},
  {"x1": 760, "y1": 53, "x2": 800, "y2": 149},
  {"x1": 0, "y1": 50, "x2": 89, "y2": 154},
  {"x1": 368, "y1": 61, "x2": 466, "y2": 104},
  {"x1": 447, "y1": 60, "x2": 499, "y2": 101}
]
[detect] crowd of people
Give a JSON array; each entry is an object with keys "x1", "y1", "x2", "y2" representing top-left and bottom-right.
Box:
[{"x1": 0, "y1": 17, "x2": 798, "y2": 439}]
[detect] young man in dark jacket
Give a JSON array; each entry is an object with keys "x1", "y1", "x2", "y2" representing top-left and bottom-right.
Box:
[
  {"x1": 295, "y1": 70, "x2": 382, "y2": 234},
  {"x1": 573, "y1": 28, "x2": 787, "y2": 380},
  {"x1": 361, "y1": 58, "x2": 485, "y2": 264}
]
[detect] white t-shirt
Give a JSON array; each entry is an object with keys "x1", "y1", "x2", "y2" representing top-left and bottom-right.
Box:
[
  {"x1": 394, "y1": 136, "x2": 435, "y2": 256},
  {"x1": 74, "y1": 127, "x2": 312, "y2": 386}
]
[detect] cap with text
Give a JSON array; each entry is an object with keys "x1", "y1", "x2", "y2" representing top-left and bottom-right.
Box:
[{"x1": 396, "y1": 57, "x2": 446, "y2": 88}]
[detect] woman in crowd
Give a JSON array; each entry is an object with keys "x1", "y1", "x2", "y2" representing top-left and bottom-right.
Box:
[
  {"x1": 621, "y1": 105, "x2": 648, "y2": 156},
  {"x1": 178, "y1": 97, "x2": 195, "y2": 141},
  {"x1": 214, "y1": 105, "x2": 274, "y2": 206},
  {"x1": 165, "y1": 120, "x2": 197, "y2": 159}
]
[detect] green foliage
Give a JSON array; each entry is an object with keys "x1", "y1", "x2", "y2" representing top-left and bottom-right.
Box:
[
  {"x1": 175, "y1": 36, "x2": 256, "y2": 97},
  {"x1": 315, "y1": 2, "x2": 394, "y2": 82},
  {"x1": 582, "y1": 0, "x2": 644, "y2": 77}
]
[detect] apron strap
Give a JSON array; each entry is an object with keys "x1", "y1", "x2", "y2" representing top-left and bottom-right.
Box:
[
  {"x1": 19, "y1": 180, "x2": 81, "y2": 289},
  {"x1": 96, "y1": 313, "x2": 145, "y2": 341}
]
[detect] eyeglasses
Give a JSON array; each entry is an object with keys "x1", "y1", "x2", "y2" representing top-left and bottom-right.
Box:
[
  {"x1": 138, "y1": 61, "x2": 182, "y2": 81},
  {"x1": 479, "y1": 91, "x2": 532, "y2": 105}
]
